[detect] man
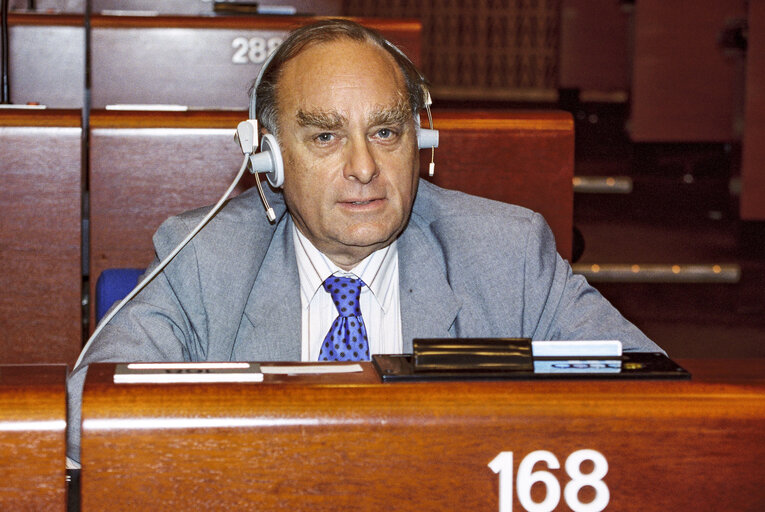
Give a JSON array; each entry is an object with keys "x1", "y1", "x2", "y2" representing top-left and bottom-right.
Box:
[{"x1": 67, "y1": 19, "x2": 661, "y2": 462}]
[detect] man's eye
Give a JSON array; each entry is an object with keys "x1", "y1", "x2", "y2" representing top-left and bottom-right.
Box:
[
  {"x1": 376, "y1": 128, "x2": 395, "y2": 139},
  {"x1": 315, "y1": 133, "x2": 334, "y2": 143}
]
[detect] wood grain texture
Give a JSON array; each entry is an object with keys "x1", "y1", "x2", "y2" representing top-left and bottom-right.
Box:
[
  {"x1": 89, "y1": 14, "x2": 421, "y2": 61},
  {"x1": 7, "y1": 13, "x2": 83, "y2": 26},
  {"x1": 89, "y1": 15, "x2": 421, "y2": 109},
  {"x1": 0, "y1": 111, "x2": 82, "y2": 365},
  {"x1": 80, "y1": 359, "x2": 765, "y2": 511},
  {"x1": 0, "y1": 365, "x2": 68, "y2": 511},
  {"x1": 8, "y1": 20, "x2": 85, "y2": 108},
  {"x1": 89, "y1": 14, "x2": 420, "y2": 33},
  {"x1": 421, "y1": 110, "x2": 574, "y2": 259}
]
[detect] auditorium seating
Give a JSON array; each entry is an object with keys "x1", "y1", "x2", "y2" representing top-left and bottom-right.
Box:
[
  {"x1": 89, "y1": 15, "x2": 421, "y2": 109},
  {"x1": 6, "y1": 13, "x2": 85, "y2": 108},
  {"x1": 2, "y1": 11, "x2": 574, "y2": 357},
  {"x1": 0, "y1": 110, "x2": 83, "y2": 365}
]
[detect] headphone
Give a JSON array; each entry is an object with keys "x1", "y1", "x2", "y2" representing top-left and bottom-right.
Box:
[{"x1": 236, "y1": 36, "x2": 439, "y2": 222}]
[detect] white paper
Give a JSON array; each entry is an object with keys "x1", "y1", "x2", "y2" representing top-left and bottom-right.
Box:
[
  {"x1": 260, "y1": 364, "x2": 363, "y2": 374},
  {"x1": 532, "y1": 340, "x2": 622, "y2": 357}
]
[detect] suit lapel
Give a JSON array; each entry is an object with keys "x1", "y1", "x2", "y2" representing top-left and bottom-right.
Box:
[
  {"x1": 398, "y1": 219, "x2": 461, "y2": 352},
  {"x1": 241, "y1": 215, "x2": 302, "y2": 361},
  {"x1": 240, "y1": 203, "x2": 461, "y2": 358}
]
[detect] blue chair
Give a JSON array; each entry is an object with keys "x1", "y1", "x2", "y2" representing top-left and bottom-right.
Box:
[{"x1": 94, "y1": 268, "x2": 144, "y2": 323}]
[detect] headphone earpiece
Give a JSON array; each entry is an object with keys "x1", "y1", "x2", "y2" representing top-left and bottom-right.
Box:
[
  {"x1": 415, "y1": 112, "x2": 439, "y2": 150},
  {"x1": 248, "y1": 133, "x2": 284, "y2": 188}
]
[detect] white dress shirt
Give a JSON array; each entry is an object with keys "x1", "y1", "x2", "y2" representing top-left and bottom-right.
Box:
[{"x1": 292, "y1": 225, "x2": 403, "y2": 361}]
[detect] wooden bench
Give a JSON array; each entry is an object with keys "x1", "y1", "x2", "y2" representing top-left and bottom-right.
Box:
[
  {"x1": 90, "y1": 15, "x2": 421, "y2": 109},
  {"x1": 0, "y1": 110, "x2": 83, "y2": 365},
  {"x1": 0, "y1": 364, "x2": 68, "y2": 510},
  {"x1": 7, "y1": 14, "x2": 85, "y2": 108}
]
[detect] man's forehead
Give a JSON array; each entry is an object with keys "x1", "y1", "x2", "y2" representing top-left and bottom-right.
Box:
[{"x1": 275, "y1": 38, "x2": 411, "y2": 129}]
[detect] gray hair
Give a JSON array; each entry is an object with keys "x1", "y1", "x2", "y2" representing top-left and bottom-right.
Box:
[{"x1": 250, "y1": 18, "x2": 428, "y2": 137}]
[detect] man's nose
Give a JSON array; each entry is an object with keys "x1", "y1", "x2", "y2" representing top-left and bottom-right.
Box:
[{"x1": 343, "y1": 136, "x2": 378, "y2": 184}]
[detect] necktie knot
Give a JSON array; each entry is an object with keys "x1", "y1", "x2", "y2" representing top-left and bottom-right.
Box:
[
  {"x1": 323, "y1": 276, "x2": 363, "y2": 318},
  {"x1": 319, "y1": 275, "x2": 369, "y2": 362}
]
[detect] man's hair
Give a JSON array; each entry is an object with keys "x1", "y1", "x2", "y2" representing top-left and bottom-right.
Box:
[{"x1": 251, "y1": 18, "x2": 428, "y2": 137}]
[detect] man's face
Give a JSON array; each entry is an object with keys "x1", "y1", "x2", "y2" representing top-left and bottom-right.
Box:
[{"x1": 275, "y1": 38, "x2": 419, "y2": 270}]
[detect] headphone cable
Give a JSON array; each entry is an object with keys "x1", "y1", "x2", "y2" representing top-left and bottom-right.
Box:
[{"x1": 74, "y1": 152, "x2": 252, "y2": 370}]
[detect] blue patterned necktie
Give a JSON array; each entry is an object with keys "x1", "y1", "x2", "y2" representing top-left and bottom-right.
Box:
[{"x1": 319, "y1": 275, "x2": 370, "y2": 361}]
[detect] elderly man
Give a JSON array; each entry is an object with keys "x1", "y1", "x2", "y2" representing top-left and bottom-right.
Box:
[{"x1": 67, "y1": 19, "x2": 661, "y2": 462}]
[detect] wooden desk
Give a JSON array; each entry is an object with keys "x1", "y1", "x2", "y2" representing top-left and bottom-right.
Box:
[
  {"x1": 0, "y1": 110, "x2": 82, "y2": 365},
  {"x1": 90, "y1": 15, "x2": 421, "y2": 109},
  {"x1": 0, "y1": 364, "x2": 68, "y2": 510},
  {"x1": 80, "y1": 359, "x2": 765, "y2": 511},
  {"x1": 7, "y1": 14, "x2": 85, "y2": 108}
]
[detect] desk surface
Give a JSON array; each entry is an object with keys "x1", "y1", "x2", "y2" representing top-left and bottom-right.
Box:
[
  {"x1": 0, "y1": 365, "x2": 68, "y2": 511},
  {"x1": 81, "y1": 359, "x2": 765, "y2": 511}
]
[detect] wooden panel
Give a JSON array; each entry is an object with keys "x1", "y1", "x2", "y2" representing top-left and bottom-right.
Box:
[
  {"x1": 0, "y1": 364, "x2": 68, "y2": 510},
  {"x1": 0, "y1": 110, "x2": 82, "y2": 365},
  {"x1": 90, "y1": 15, "x2": 421, "y2": 109},
  {"x1": 7, "y1": 14, "x2": 84, "y2": 108},
  {"x1": 629, "y1": 0, "x2": 747, "y2": 142},
  {"x1": 741, "y1": 0, "x2": 765, "y2": 220},
  {"x1": 422, "y1": 110, "x2": 574, "y2": 259},
  {"x1": 87, "y1": 110, "x2": 250, "y2": 328},
  {"x1": 559, "y1": 0, "x2": 631, "y2": 93},
  {"x1": 80, "y1": 359, "x2": 765, "y2": 511}
]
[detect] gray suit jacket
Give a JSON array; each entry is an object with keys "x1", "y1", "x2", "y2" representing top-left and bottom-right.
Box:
[{"x1": 67, "y1": 180, "x2": 660, "y2": 460}]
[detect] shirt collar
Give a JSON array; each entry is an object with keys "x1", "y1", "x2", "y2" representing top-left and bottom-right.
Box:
[{"x1": 292, "y1": 223, "x2": 397, "y2": 310}]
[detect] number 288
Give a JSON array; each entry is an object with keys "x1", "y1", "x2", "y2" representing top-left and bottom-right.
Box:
[{"x1": 231, "y1": 36, "x2": 283, "y2": 64}]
